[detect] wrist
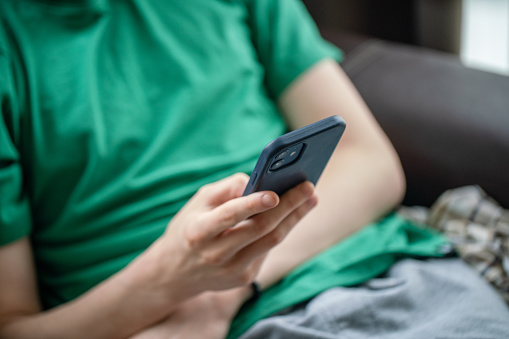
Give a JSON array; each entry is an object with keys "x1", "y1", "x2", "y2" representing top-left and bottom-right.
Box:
[
  {"x1": 204, "y1": 284, "x2": 254, "y2": 321},
  {"x1": 118, "y1": 239, "x2": 190, "y2": 315},
  {"x1": 221, "y1": 284, "x2": 253, "y2": 308}
]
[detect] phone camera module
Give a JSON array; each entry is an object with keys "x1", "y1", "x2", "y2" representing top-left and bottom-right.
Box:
[{"x1": 269, "y1": 143, "x2": 304, "y2": 171}]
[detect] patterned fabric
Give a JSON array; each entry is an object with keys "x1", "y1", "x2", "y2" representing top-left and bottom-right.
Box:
[{"x1": 400, "y1": 186, "x2": 509, "y2": 305}]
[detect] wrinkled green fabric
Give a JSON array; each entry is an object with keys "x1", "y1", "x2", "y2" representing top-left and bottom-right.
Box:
[{"x1": 228, "y1": 214, "x2": 450, "y2": 338}]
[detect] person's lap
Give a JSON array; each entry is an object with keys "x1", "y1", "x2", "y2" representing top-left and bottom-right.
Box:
[{"x1": 240, "y1": 258, "x2": 509, "y2": 338}]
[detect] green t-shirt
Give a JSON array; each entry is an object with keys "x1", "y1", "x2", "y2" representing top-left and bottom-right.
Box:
[{"x1": 0, "y1": 0, "x2": 341, "y2": 308}]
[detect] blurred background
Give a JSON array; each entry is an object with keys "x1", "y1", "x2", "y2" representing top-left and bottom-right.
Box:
[{"x1": 304, "y1": 0, "x2": 509, "y2": 74}]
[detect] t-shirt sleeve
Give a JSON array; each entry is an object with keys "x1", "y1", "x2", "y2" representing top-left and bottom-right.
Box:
[
  {"x1": 0, "y1": 28, "x2": 32, "y2": 246},
  {"x1": 246, "y1": 0, "x2": 343, "y2": 100}
]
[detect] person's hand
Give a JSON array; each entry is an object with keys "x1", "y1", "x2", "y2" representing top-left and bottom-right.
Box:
[
  {"x1": 138, "y1": 173, "x2": 317, "y2": 303},
  {"x1": 130, "y1": 287, "x2": 251, "y2": 339}
]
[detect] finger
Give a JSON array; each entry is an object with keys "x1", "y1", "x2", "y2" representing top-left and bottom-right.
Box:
[
  {"x1": 195, "y1": 173, "x2": 250, "y2": 208},
  {"x1": 215, "y1": 182, "x2": 316, "y2": 257},
  {"x1": 231, "y1": 193, "x2": 318, "y2": 269},
  {"x1": 197, "y1": 190, "x2": 280, "y2": 238}
]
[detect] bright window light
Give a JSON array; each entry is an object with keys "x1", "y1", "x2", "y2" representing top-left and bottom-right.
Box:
[{"x1": 461, "y1": 0, "x2": 509, "y2": 75}]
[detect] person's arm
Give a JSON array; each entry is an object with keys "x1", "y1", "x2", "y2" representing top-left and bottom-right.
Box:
[
  {"x1": 0, "y1": 237, "x2": 176, "y2": 339},
  {"x1": 256, "y1": 58, "x2": 405, "y2": 287},
  {"x1": 0, "y1": 175, "x2": 317, "y2": 339},
  {"x1": 129, "y1": 59, "x2": 406, "y2": 339}
]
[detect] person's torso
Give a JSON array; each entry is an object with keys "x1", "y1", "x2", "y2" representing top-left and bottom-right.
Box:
[{"x1": 1, "y1": 0, "x2": 286, "y2": 307}]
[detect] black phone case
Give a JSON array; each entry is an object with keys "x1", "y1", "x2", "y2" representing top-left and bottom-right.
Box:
[{"x1": 243, "y1": 115, "x2": 346, "y2": 196}]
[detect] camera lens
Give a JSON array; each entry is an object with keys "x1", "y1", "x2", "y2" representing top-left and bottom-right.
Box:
[
  {"x1": 270, "y1": 159, "x2": 285, "y2": 170},
  {"x1": 275, "y1": 150, "x2": 289, "y2": 161}
]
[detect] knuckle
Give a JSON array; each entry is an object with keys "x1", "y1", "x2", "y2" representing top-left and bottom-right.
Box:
[
  {"x1": 286, "y1": 190, "x2": 304, "y2": 208},
  {"x1": 294, "y1": 204, "x2": 309, "y2": 219},
  {"x1": 287, "y1": 182, "x2": 313, "y2": 203},
  {"x1": 184, "y1": 216, "x2": 210, "y2": 247},
  {"x1": 250, "y1": 219, "x2": 271, "y2": 235},
  {"x1": 196, "y1": 184, "x2": 211, "y2": 196},
  {"x1": 267, "y1": 229, "x2": 285, "y2": 246},
  {"x1": 185, "y1": 231, "x2": 203, "y2": 249},
  {"x1": 246, "y1": 197, "x2": 260, "y2": 212},
  {"x1": 218, "y1": 209, "x2": 237, "y2": 226},
  {"x1": 233, "y1": 172, "x2": 249, "y2": 184},
  {"x1": 285, "y1": 208, "x2": 306, "y2": 229},
  {"x1": 202, "y1": 251, "x2": 225, "y2": 266}
]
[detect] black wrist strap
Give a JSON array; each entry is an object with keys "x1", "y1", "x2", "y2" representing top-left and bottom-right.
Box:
[{"x1": 248, "y1": 281, "x2": 261, "y2": 303}]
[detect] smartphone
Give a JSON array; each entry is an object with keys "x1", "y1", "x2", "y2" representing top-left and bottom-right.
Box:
[{"x1": 243, "y1": 115, "x2": 346, "y2": 196}]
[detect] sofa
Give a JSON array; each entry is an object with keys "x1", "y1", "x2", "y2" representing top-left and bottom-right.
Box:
[{"x1": 303, "y1": 0, "x2": 509, "y2": 209}]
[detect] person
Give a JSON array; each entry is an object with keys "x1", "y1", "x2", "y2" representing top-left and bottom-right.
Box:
[{"x1": 1, "y1": 1, "x2": 508, "y2": 338}]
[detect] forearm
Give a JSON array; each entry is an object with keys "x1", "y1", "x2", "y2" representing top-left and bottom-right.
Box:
[
  {"x1": 0, "y1": 240, "x2": 186, "y2": 339},
  {"x1": 256, "y1": 144, "x2": 405, "y2": 288},
  {"x1": 128, "y1": 285, "x2": 254, "y2": 339},
  {"x1": 256, "y1": 58, "x2": 406, "y2": 289}
]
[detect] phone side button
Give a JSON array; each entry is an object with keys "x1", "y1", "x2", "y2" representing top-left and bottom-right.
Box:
[{"x1": 251, "y1": 172, "x2": 257, "y2": 184}]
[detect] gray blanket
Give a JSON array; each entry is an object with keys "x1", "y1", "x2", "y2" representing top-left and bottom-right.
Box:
[{"x1": 240, "y1": 258, "x2": 509, "y2": 338}]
